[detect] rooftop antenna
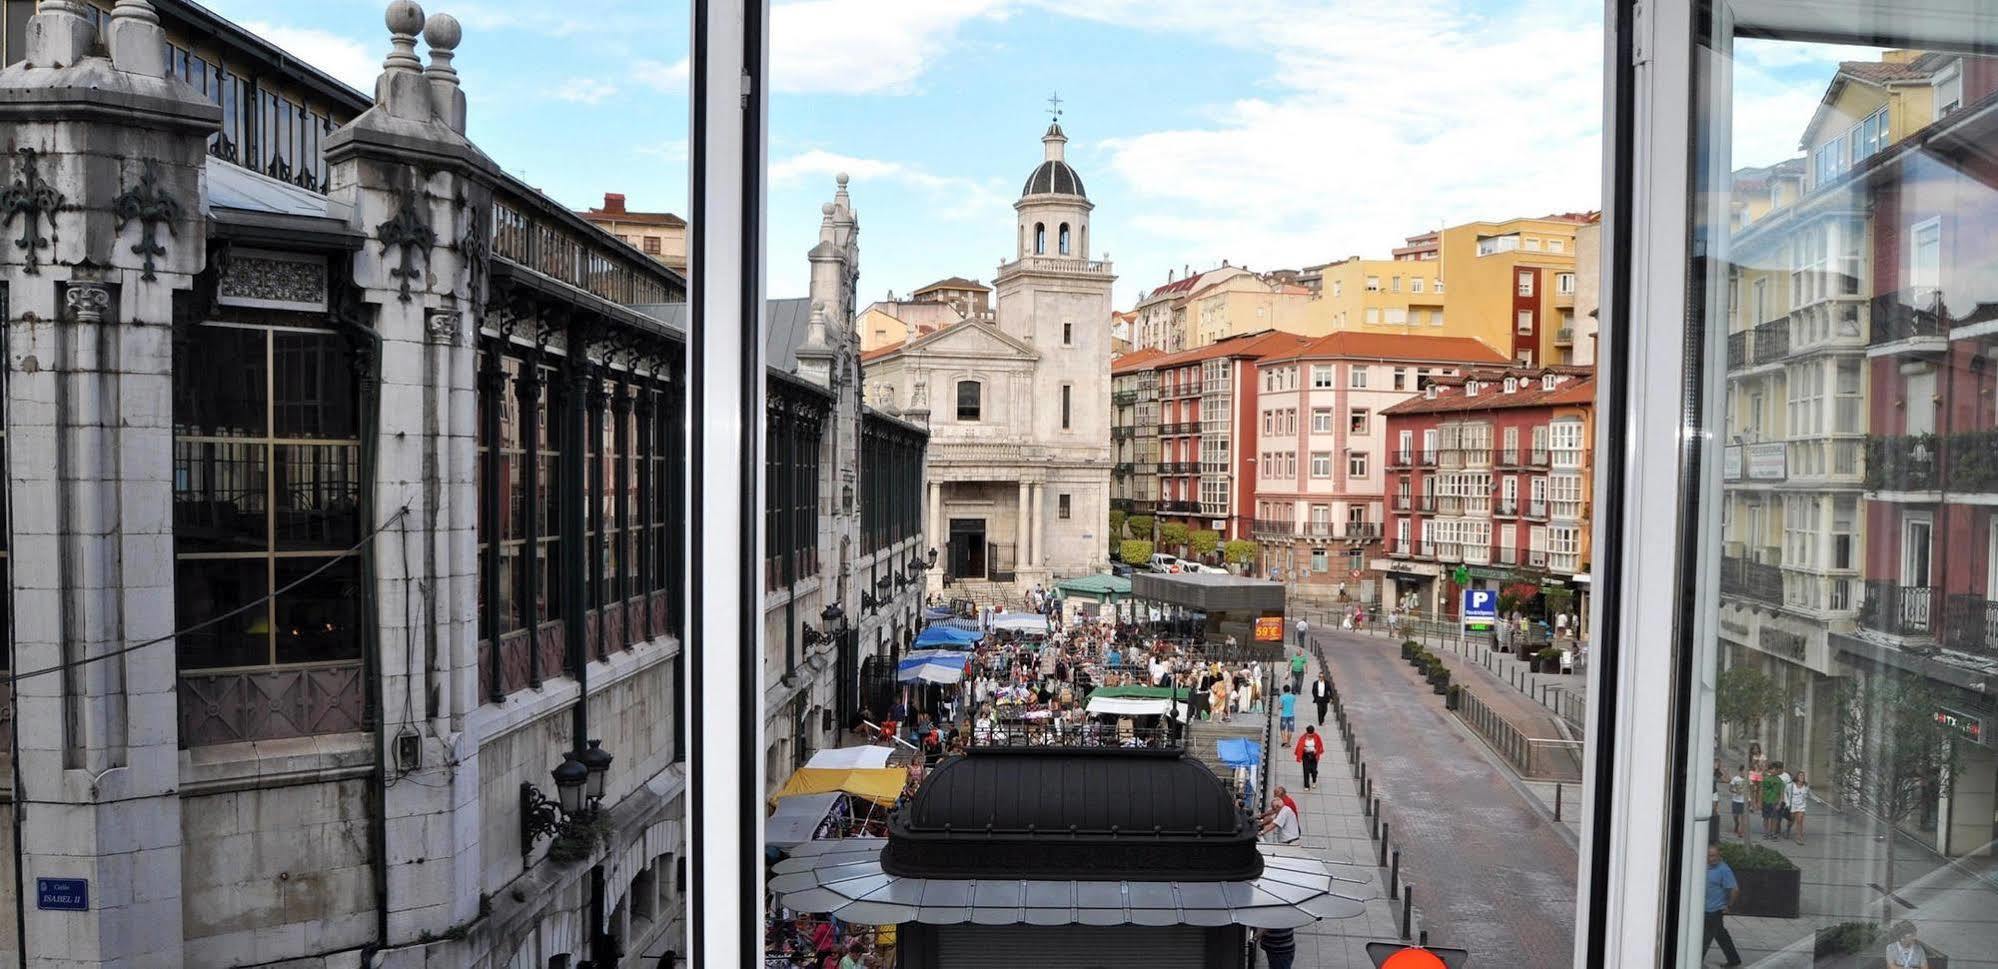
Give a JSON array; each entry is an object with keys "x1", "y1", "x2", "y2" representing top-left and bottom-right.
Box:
[{"x1": 1047, "y1": 90, "x2": 1063, "y2": 123}]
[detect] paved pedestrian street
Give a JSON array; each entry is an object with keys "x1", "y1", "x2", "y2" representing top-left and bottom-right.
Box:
[{"x1": 1312, "y1": 629, "x2": 1580, "y2": 968}]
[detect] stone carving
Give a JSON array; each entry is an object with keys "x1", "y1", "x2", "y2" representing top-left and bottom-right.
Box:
[
  {"x1": 65, "y1": 283, "x2": 111, "y2": 324},
  {"x1": 425, "y1": 309, "x2": 462, "y2": 346},
  {"x1": 376, "y1": 172, "x2": 437, "y2": 302},
  {"x1": 2, "y1": 148, "x2": 65, "y2": 275},
  {"x1": 909, "y1": 381, "x2": 927, "y2": 408},
  {"x1": 113, "y1": 160, "x2": 184, "y2": 281},
  {"x1": 219, "y1": 253, "x2": 327, "y2": 308}
]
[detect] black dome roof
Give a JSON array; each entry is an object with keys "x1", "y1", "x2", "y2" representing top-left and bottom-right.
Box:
[
  {"x1": 879, "y1": 747, "x2": 1261, "y2": 881},
  {"x1": 1023, "y1": 160, "x2": 1087, "y2": 198}
]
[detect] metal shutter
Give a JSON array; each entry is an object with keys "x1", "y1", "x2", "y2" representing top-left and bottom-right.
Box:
[{"x1": 934, "y1": 925, "x2": 1209, "y2": 969}]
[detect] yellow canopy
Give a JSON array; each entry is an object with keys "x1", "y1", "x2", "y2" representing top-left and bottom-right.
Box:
[{"x1": 770, "y1": 767, "x2": 905, "y2": 807}]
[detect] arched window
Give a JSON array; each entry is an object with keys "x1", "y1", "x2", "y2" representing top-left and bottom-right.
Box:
[
  {"x1": 1034, "y1": 223, "x2": 1046, "y2": 255},
  {"x1": 956, "y1": 380, "x2": 982, "y2": 421},
  {"x1": 1059, "y1": 223, "x2": 1071, "y2": 255}
]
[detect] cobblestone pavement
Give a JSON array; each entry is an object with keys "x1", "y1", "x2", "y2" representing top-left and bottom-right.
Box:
[{"x1": 1314, "y1": 629, "x2": 1579, "y2": 968}]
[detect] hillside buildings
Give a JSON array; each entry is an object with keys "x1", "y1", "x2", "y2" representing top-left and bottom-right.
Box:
[
  {"x1": 862, "y1": 122, "x2": 1114, "y2": 595},
  {"x1": 578, "y1": 192, "x2": 689, "y2": 275}
]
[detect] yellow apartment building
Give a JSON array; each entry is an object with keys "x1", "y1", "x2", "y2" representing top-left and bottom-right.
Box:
[
  {"x1": 1435, "y1": 214, "x2": 1592, "y2": 366},
  {"x1": 1186, "y1": 271, "x2": 1320, "y2": 347}
]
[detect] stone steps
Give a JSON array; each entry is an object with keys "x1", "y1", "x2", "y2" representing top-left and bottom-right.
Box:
[{"x1": 1184, "y1": 714, "x2": 1271, "y2": 780}]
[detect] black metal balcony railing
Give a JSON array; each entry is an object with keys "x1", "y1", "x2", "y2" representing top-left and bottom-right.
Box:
[
  {"x1": 1526, "y1": 500, "x2": 1549, "y2": 518},
  {"x1": 1861, "y1": 580, "x2": 1939, "y2": 638},
  {"x1": 1114, "y1": 462, "x2": 1134, "y2": 476},
  {"x1": 1948, "y1": 430, "x2": 1998, "y2": 492},
  {"x1": 1942, "y1": 593, "x2": 1998, "y2": 657},
  {"x1": 1869, "y1": 292, "x2": 1946, "y2": 347},
  {"x1": 1343, "y1": 521, "x2": 1383, "y2": 541},
  {"x1": 1112, "y1": 426, "x2": 1137, "y2": 440},
  {"x1": 1865, "y1": 434, "x2": 1939, "y2": 492},
  {"x1": 1158, "y1": 500, "x2": 1201, "y2": 514},
  {"x1": 1161, "y1": 422, "x2": 1197, "y2": 436},
  {"x1": 1499, "y1": 545, "x2": 1519, "y2": 566},
  {"x1": 1719, "y1": 556, "x2": 1783, "y2": 607},
  {"x1": 1528, "y1": 449, "x2": 1551, "y2": 467},
  {"x1": 1389, "y1": 450, "x2": 1414, "y2": 468},
  {"x1": 1253, "y1": 518, "x2": 1293, "y2": 536},
  {"x1": 1497, "y1": 448, "x2": 1521, "y2": 466},
  {"x1": 1159, "y1": 461, "x2": 1200, "y2": 475},
  {"x1": 1417, "y1": 496, "x2": 1438, "y2": 513},
  {"x1": 1393, "y1": 495, "x2": 1412, "y2": 510},
  {"x1": 1494, "y1": 501, "x2": 1519, "y2": 516},
  {"x1": 1112, "y1": 390, "x2": 1140, "y2": 406},
  {"x1": 1751, "y1": 319, "x2": 1789, "y2": 364},
  {"x1": 1727, "y1": 330, "x2": 1750, "y2": 367},
  {"x1": 1416, "y1": 451, "x2": 1437, "y2": 468}
]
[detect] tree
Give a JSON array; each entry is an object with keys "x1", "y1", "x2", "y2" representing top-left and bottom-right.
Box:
[
  {"x1": 1715, "y1": 663, "x2": 1788, "y2": 739},
  {"x1": 1189, "y1": 529, "x2": 1220, "y2": 557},
  {"x1": 1119, "y1": 539, "x2": 1154, "y2": 567},
  {"x1": 1109, "y1": 510, "x2": 1127, "y2": 540},
  {"x1": 1158, "y1": 522, "x2": 1189, "y2": 551},
  {"x1": 1127, "y1": 515, "x2": 1155, "y2": 541},
  {"x1": 1223, "y1": 539, "x2": 1257, "y2": 567},
  {"x1": 1832, "y1": 671, "x2": 1964, "y2": 921}
]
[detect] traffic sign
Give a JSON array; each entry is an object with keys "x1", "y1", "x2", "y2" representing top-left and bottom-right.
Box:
[
  {"x1": 1365, "y1": 941, "x2": 1470, "y2": 968},
  {"x1": 1461, "y1": 588, "x2": 1498, "y2": 631}
]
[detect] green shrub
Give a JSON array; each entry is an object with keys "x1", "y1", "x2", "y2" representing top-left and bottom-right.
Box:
[
  {"x1": 1127, "y1": 515, "x2": 1155, "y2": 539},
  {"x1": 1109, "y1": 510, "x2": 1127, "y2": 539},
  {"x1": 1159, "y1": 522, "x2": 1190, "y2": 549},
  {"x1": 1717, "y1": 840, "x2": 1797, "y2": 871},
  {"x1": 1536, "y1": 646, "x2": 1565, "y2": 662},
  {"x1": 1189, "y1": 529, "x2": 1221, "y2": 556},
  {"x1": 1402, "y1": 639, "x2": 1420, "y2": 651},
  {"x1": 1814, "y1": 922, "x2": 1881, "y2": 957},
  {"x1": 1119, "y1": 539, "x2": 1154, "y2": 566},
  {"x1": 1224, "y1": 539, "x2": 1257, "y2": 566}
]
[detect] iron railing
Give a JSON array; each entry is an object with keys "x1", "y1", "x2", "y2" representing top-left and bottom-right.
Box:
[
  {"x1": 1865, "y1": 434, "x2": 1939, "y2": 491},
  {"x1": 1751, "y1": 319, "x2": 1789, "y2": 364},
  {"x1": 1860, "y1": 580, "x2": 1939, "y2": 638},
  {"x1": 1869, "y1": 291, "x2": 1946, "y2": 346}
]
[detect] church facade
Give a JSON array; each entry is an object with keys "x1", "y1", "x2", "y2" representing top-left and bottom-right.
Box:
[{"x1": 863, "y1": 123, "x2": 1115, "y2": 595}]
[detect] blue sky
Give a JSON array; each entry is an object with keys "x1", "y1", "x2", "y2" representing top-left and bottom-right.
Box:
[{"x1": 201, "y1": 0, "x2": 1861, "y2": 307}]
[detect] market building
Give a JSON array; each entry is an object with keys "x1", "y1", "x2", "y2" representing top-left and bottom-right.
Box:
[{"x1": 0, "y1": 2, "x2": 691, "y2": 966}]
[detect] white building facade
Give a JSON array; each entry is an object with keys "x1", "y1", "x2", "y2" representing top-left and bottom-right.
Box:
[{"x1": 865, "y1": 123, "x2": 1114, "y2": 597}]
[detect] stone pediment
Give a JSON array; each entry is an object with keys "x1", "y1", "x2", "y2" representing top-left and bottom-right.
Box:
[{"x1": 903, "y1": 320, "x2": 1040, "y2": 363}]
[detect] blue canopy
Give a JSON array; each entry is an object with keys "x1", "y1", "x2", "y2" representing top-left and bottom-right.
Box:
[
  {"x1": 914, "y1": 625, "x2": 983, "y2": 646},
  {"x1": 897, "y1": 650, "x2": 972, "y2": 684},
  {"x1": 922, "y1": 605, "x2": 955, "y2": 620},
  {"x1": 1215, "y1": 738, "x2": 1263, "y2": 768}
]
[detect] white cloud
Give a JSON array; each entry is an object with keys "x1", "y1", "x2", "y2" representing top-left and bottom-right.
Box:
[
  {"x1": 772, "y1": 149, "x2": 1005, "y2": 220},
  {"x1": 771, "y1": 0, "x2": 1013, "y2": 94},
  {"x1": 241, "y1": 21, "x2": 378, "y2": 91},
  {"x1": 637, "y1": 139, "x2": 689, "y2": 161},
  {"x1": 553, "y1": 77, "x2": 619, "y2": 104},
  {"x1": 635, "y1": 58, "x2": 690, "y2": 93},
  {"x1": 1087, "y1": 0, "x2": 1605, "y2": 274}
]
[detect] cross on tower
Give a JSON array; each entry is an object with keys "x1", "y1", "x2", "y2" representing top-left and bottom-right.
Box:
[{"x1": 1047, "y1": 91, "x2": 1063, "y2": 122}]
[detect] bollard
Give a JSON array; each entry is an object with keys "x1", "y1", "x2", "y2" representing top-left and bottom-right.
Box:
[
  {"x1": 1556, "y1": 782, "x2": 1564, "y2": 821},
  {"x1": 1419, "y1": 930, "x2": 1429, "y2": 948},
  {"x1": 1359, "y1": 761, "x2": 1367, "y2": 789},
  {"x1": 1401, "y1": 886, "x2": 1414, "y2": 940},
  {"x1": 1378, "y1": 826, "x2": 1389, "y2": 865},
  {"x1": 1389, "y1": 848, "x2": 1401, "y2": 900}
]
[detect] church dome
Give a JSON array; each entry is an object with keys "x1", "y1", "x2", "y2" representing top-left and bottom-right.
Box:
[{"x1": 1022, "y1": 159, "x2": 1087, "y2": 199}]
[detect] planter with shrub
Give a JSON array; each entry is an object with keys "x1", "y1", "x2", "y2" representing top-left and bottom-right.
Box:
[
  {"x1": 1812, "y1": 921, "x2": 1948, "y2": 968},
  {"x1": 1534, "y1": 647, "x2": 1566, "y2": 674},
  {"x1": 1717, "y1": 841, "x2": 1800, "y2": 918}
]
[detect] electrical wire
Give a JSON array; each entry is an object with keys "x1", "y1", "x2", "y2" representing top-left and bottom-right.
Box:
[{"x1": 8, "y1": 505, "x2": 412, "y2": 683}]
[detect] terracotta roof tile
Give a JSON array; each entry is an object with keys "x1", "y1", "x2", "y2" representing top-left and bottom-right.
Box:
[
  {"x1": 913, "y1": 276, "x2": 988, "y2": 293},
  {"x1": 1144, "y1": 331, "x2": 1312, "y2": 370},
  {"x1": 1838, "y1": 58, "x2": 1942, "y2": 84},
  {"x1": 860, "y1": 341, "x2": 905, "y2": 362},
  {"x1": 1110, "y1": 347, "x2": 1167, "y2": 374},
  {"x1": 1382, "y1": 374, "x2": 1597, "y2": 416}
]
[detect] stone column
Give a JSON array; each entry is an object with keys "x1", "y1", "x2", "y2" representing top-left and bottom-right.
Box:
[
  {"x1": 323, "y1": 2, "x2": 488, "y2": 946},
  {"x1": 1017, "y1": 480, "x2": 1031, "y2": 576},
  {"x1": 0, "y1": 3, "x2": 218, "y2": 965},
  {"x1": 928, "y1": 481, "x2": 942, "y2": 562}
]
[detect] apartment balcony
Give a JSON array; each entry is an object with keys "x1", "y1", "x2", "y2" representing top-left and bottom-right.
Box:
[
  {"x1": 1252, "y1": 518, "x2": 1294, "y2": 538},
  {"x1": 1416, "y1": 451, "x2": 1438, "y2": 468},
  {"x1": 1498, "y1": 545, "x2": 1520, "y2": 566},
  {"x1": 1161, "y1": 422, "x2": 1198, "y2": 436},
  {"x1": 1494, "y1": 500, "x2": 1520, "y2": 518},
  {"x1": 1525, "y1": 500, "x2": 1549, "y2": 519},
  {"x1": 1497, "y1": 448, "x2": 1522, "y2": 467},
  {"x1": 1111, "y1": 497, "x2": 1133, "y2": 512},
  {"x1": 1388, "y1": 450, "x2": 1414, "y2": 469},
  {"x1": 1868, "y1": 291, "x2": 1946, "y2": 349},
  {"x1": 1528, "y1": 449, "x2": 1551, "y2": 467},
  {"x1": 1112, "y1": 426, "x2": 1137, "y2": 440},
  {"x1": 1157, "y1": 500, "x2": 1201, "y2": 515},
  {"x1": 1751, "y1": 319, "x2": 1789, "y2": 365},
  {"x1": 1864, "y1": 434, "x2": 1938, "y2": 492},
  {"x1": 1417, "y1": 542, "x2": 1437, "y2": 560},
  {"x1": 1727, "y1": 330, "x2": 1750, "y2": 369},
  {"x1": 1528, "y1": 549, "x2": 1549, "y2": 568},
  {"x1": 1158, "y1": 461, "x2": 1199, "y2": 475},
  {"x1": 1942, "y1": 593, "x2": 1998, "y2": 658},
  {"x1": 1860, "y1": 580, "x2": 1939, "y2": 639},
  {"x1": 1166, "y1": 382, "x2": 1204, "y2": 398},
  {"x1": 1113, "y1": 462, "x2": 1134, "y2": 477},
  {"x1": 1299, "y1": 521, "x2": 1336, "y2": 540},
  {"x1": 1112, "y1": 390, "x2": 1139, "y2": 407},
  {"x1": 1554, "y1": 326, "x2": 1575, "y2": 346},
  {"x1": 1417, "y1": 495, "x2": 1438, "y2": 513},
  {"x1": 1946, "y1": 429, "x2": 1998, "y2": 493},
  {"x1": 1343, "y1": 521, "x2": 1383, "y2": 542},
  {"x1": 1393, "y1": 495, "x2": 1412, "y2": 511},
  {"x1": 1463, "y1": 447, "x2": 1493, "y2": 469}
]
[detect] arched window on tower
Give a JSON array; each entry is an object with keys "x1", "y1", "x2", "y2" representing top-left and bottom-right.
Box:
[
  {"x1": 1034, "y1": 223, "x2": 1046, "y2": 255},
  {"x1": 1059, "y1": 223, "x2": 1071, "y2": 255}
]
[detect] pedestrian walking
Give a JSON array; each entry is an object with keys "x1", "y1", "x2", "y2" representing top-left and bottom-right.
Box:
[
  {"x1": 1728, "y1": 765, "x2": 1747, "y2": 841},
  {"x1": 1256, "y1": 926, "x2": 1297, "y2": 969},
  {"x1": 1761, "y1": 761, "x2": 1787, "y2": 839},
  {"x1": 1786, "y1": 771, "x2": 1810, "y2": 846},
  {"x1": 1295, "y1": 616, "x2": 1310, "y2": 650},
  {"x1": 1294, "y1": 725, "x2": 1324, "y2": 789},
  {"x1": 1703, "y1": 843, "x2": 1744, "y2": 967},
  {"x1": 1310, "y1": 673, "x2": 1331, "y2": 726},
  {"x1": 1288, "y1": 650, "x2": 1307, "y2": 696},
  {"x1": 1278, "y1": 686, "x2": 1296, "y2": 747}
]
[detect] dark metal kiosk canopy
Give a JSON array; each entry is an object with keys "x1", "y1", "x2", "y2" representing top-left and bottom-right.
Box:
[
  {"x1": 1130, "y1": 573, "x2": 1287, "y2": 614},
  {"x1": 883, "y1": 747, "x2": 1261, "y2": 882}
]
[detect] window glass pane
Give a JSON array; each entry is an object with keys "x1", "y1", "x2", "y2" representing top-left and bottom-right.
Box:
[
  {"x1": 174, "y1": 441, "x2": 269, "y2": 553},
  {"x1": 273, "y1": 557, "x2": 364, "y2": 664},
  {"x1": 1690, "y1": 22, "x2": 1998, "y2": 969},
  {"x1": 176, "y1": 558, "x2": 270, "y2": 669},
  {"x1": 272, "y1": 331, "x2": 356, "y2": 438},
  {"x1": 272, "y1": 444, "x2": 359, "y2": 549},
  {"x1": 176, "y1": 326, "x2": 267, "y2": 437}
]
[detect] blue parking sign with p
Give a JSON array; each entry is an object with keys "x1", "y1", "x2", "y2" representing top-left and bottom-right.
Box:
[{"x1": 1462, "y1": 589, "x2": 1498, "y2": 631}]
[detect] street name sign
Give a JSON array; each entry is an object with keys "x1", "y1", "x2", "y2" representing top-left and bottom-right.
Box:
[{"x1": 36, "y1": 878, "x2": 87, "y2": 911}]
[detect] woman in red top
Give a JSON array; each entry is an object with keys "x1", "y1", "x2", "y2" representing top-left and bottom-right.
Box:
[{"x1": 1294, "y1": 725, "x2": 1326, "y2": 790}]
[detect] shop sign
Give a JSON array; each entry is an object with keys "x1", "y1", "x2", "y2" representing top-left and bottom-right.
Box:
[
  {"x1": 1467, "y1": 566, "x2": 1515, "y2": 581},
  {"x1": 1720, "y1": 617, "x2": 1752, "y2": 640},
  {"x1": 1254, "y1": 616, "x2": 1284, "y2": 642},
  {"x1": 1935, "y1": 707, "x2": 1986, "y2": 746},
  {"x1": 1746, "y1": 442, "x2": 1787, "y2": 481},
  {"x1": 1757, "y1": 627, "x2": 1806, "y2": 663},
  {"x1": 1723, "y1": 446, "x2": 1742, "y2": 482}
]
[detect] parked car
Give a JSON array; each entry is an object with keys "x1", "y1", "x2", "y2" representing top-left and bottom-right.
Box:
[
  {"x1": 1109, "y1": 562, "x2": 1135, "y2": 578},
  {"x1": 1148, "y1": 553, "x2": 1181, "y2": 573},
  {"x1": 1187, "y1": 563, "x2": 1231, "y2": 575}
]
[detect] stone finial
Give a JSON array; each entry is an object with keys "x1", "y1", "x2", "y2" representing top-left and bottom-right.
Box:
[
  {"x1": 107, "y1": 0, "x2": 168, "y2": 77},
  {"x1": 373, "y1": 0, "x2": 434, "y2": 121},
  {"x1": 24, "y1": 0, "x2": 96, "y2": 69},
  {"x1": 818, "y1": 202, "x2": 836, "y2": 244},
  {"x1": 832, "y1": 172, "x2": 852, "y2": 222},
  {"x1": 384, "y1": 1, "x2": 427, "y2": 72},
  {"x1": 422, "y1": 12, "x2": 467, "y2": 133}
]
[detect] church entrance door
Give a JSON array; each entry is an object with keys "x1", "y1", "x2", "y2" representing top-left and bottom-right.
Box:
[{"x1": 948, "y1": 519, "x2": 987, "y2": 581}]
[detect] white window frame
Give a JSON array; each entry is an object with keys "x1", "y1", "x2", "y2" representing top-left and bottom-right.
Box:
[{"x1": 1349, "y1": 367, "x2": 1368, "y2": 389}]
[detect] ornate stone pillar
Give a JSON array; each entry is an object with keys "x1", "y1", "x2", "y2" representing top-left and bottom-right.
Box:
[{"x1": 1016, "y1": 479, "x2": 1031, "y2": 578}]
